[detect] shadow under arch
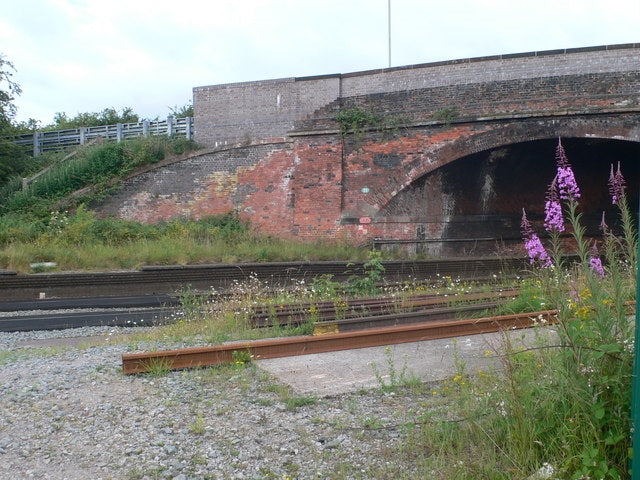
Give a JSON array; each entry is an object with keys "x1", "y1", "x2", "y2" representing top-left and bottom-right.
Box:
[
  {"x1": 372, "y1": 117, "x2": 640, "y2": 256},
  {"x1": 376, "y1": 114, "x2": 640, "y2": 215}
]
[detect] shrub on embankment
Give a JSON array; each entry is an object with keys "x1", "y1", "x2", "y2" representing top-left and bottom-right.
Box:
[{"x1": 0, "y1": 136, "x2": 198, "y2": 217}]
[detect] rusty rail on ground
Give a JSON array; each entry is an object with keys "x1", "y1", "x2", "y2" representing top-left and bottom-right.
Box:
[
  {"x1": 250, "y1": 289, "x2": 519, "y2": 327},
  {"x1": 122, "y1": 310, "x2": 557, "y2": 374},
  {"x1": 311, "y1": 301, "x2": 503, "y2": 334}
]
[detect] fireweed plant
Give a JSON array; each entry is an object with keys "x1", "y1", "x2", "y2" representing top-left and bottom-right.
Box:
[
  {"x1": 409, "y1": 140, "x2": 636, "y2": 480},
  {"x1": 516, "y1": 138, "x2": 636, "y2": 479}
]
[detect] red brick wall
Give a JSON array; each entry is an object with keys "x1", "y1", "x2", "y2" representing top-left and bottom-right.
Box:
[{"x1": 97, "y1": 112, "x2": 640, "y2": 255}]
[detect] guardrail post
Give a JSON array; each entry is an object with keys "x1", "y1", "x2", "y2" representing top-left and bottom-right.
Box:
[
  {"x1": 143, "y1": 120, "x2": 149, "y2": 137},
  {"x1": 186, "y1": 117, "x2": 192, "y2": 140},
  {"x1": 79, "y1": 127, "x2": 86, "y2": 145},
  {"x1": 116, "y1": 123, "x2": 123, "y2": 142},
  {"x1": 33, "y1": 131, "x2": 40, "y2": 157},
  {"x1": 167, "y1": 116, "x2": 174, "y2": 137}
]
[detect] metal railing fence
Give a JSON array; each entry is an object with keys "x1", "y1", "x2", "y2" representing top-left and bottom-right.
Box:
[{"x1": 8, "y1": 116, "x2": 193, "y2": 156}]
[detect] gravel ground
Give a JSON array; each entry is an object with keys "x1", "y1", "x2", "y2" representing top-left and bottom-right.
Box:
[{"x1": 0, "y1": 326, "x2": 440, "y2": 480}]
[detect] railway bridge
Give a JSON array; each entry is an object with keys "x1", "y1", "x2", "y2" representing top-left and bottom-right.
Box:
[{"x1": 96, "y1": 44, "x2": 640, "y2": 255}]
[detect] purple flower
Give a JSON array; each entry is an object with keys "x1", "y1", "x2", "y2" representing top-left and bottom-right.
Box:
[
  {"x1": 589, "y1": 254, "x2": 605, "y2": 278},
  {"x1": 608, "y1": 162, "x2": 626, "y2": 205},
  {"x1": 555, "y1": 139, "x2": 580, "y2": 201},
  {"x1": 521, "y1": 208, "x2": 534, "y2": 238},
  {"x1": 555, "y1": 138, "x2": 570, "y2": 168},
  {"x1": 569, "y1": 290, "x2": 580, "y2": 303},
  {"x1": 521, "y1": 209, "x2": 552, "y2": 268},
  {"x1": 544, "y1": 178, "x2": 564, "y2": 233},
  {"x1": 525, "y1": 235, "x2": 552, "y2": 268},
  {"x1": 600, "y1": 211, "x2": 609, "y2": 234}
]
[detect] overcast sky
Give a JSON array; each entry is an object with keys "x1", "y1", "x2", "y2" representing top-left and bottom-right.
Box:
[{"x1": 1, "y1": 0, "x2": 639, "y2": 125}]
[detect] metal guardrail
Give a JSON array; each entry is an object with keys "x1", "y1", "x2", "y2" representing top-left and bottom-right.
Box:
[{"x1": 9, "y1": 116, "x2": 193, "y2": 156}]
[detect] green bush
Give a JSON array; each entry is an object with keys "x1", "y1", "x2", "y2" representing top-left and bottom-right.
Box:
[{"x1": 0, "y1": 136, "x2": 198, "y2": 216}]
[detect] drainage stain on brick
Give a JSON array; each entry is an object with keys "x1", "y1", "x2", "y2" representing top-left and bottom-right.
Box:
[{"x1": 373, "y1": 153, "x2": 401, "y2": 168}]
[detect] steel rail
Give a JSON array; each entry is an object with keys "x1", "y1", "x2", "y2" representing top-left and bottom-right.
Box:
[
  {"x1": 122, "y1": 310, "x2": 557, "y2": 374},
  {"x1": 0, "y1": 307, "x2": 177, "y2": 332},
  {"x1": 0, "y1": 294, "x2": 179, "y2": 312},
  {"x1": 251, "y1": 289, "x2": 519, "y2": 327},
  {"x1": 311, "y1": 301, "x2": 503, "y2": 334}
]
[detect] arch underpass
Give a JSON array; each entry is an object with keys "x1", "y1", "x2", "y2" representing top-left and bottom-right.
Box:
[{"x1": 376, "y1": 136, "x2": 640, "y2": 256}]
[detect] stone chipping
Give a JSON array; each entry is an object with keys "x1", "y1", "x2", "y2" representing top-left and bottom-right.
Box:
[{"x1": 0, "y1": 327, "x2": 441, "y2": 480}]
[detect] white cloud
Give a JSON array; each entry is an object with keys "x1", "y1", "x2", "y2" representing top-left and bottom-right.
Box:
[{"x1": 2, "y1": 0, "x2": 639, "y2": 124}]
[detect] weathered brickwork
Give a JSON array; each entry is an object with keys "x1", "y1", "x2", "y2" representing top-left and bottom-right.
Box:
[
  {"x1": 94, "y1": 45, "x2": 640, "y2": 255},
  {"x1": 193, "y1": 76, "x2": 340, "y2": 147},
  {"x1": 194, "y1": 44, "x2": 640, "y2": 146},
  {"x1": 96, "y1": 113, "x2": 640, "y2": 254},
  {"x1": 97, "y1": 141, "x2": 294, "y2": 223},
  {"x1": 297, "y1": 71, "x2": 640, "y2": 132}
]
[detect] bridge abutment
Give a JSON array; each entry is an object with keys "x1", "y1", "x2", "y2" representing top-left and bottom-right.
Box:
[{"x1": 95, "y1": 44, "x2": 640, "y2": 255}]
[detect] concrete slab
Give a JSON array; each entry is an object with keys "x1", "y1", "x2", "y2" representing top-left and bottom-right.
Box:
[{"x1": 257, "y1": 328, "x2": 552, "y2": 396}]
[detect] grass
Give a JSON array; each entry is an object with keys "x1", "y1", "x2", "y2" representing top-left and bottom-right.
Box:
[
  {"x1": 0, "y1": 209, "x2": 375, "y2": 273},
  {"x1": 141, "y1": 356, "x2": 172, "y2": 376},
  {"x1": 188, "y1": 410, "x2": 206, "y2": 435},
  {"x1": 0, "y1": 346, "x2": 70, "y2": 366},
  {"x1": 0, "y1": 133, "x2": 390, "y2": 273},
  {"x1": 371, "y1": 346, "x2": 422, "y2": 393}
]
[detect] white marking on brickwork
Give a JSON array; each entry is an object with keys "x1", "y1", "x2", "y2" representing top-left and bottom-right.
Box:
[
  {"x1": 279, "y1": 154, "x2": 301, "y2": 192},
  {"x1": 480, "y1": 173, "x2": 494, "y2": 213}
]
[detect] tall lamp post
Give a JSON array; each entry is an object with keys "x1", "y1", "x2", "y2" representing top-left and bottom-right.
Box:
[{"x1": 388, "y1": 0, "x2": 391, "y2": 68}]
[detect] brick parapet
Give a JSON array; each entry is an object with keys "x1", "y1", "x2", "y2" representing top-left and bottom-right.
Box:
[
  {"x1": 295, "y1": 71, "x2": 640, "y2": 132},
  {"x1": 194, "y1": 44, "x2": 640, "y2": 146}
]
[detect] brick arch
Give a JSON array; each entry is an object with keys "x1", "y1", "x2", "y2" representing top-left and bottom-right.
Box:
[{"x1": 373, "y1": 114, "x2": 640, "y2": 215}]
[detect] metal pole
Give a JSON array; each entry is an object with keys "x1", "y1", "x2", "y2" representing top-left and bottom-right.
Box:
[
  {"x1": 388, "y1": 0, "x2": 391, "y2": 68},
  {"x1": 33, "y1": 131, "x2": 40, "y2": 157},
  {"x1": 632, "y1": 192, "x2": 640, "y2": 479},
  {"x1": 167, "y1": 116, "x2": 174, "y2": 137}
]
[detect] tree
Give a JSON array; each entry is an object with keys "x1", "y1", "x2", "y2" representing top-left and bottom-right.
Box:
[
  {"x1": 169, "y1": 102, "x2": 193, "y2": 118},
  {"x1": 0, "y1": 53, "x2": 21, "y2": 134},
  {"x1": 49, "y1": 107, "x2": 140, "y2": 130},
  {"x1": 0, "y1": 53, "x2": 31, "y2": 186}
]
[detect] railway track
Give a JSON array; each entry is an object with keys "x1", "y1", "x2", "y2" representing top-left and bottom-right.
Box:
[
  {"x1": 0, "y1": 295, "x2": 181, "y2": 332},
  {"x1": 250, "y1": 289, "x2": 519, "y2": 327},
  {"x1": 0, "y1": 307, "x2": 178, "y2": 332},
  {"x1": 1, "y1": 286, "x2": 519, "y2": 332},
  {"x1": 0, "y1": 258, "x2": 527, "y2": 332},
  {"x1": 0, "y1": 258, "x2": 528, "y2": 301}
]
